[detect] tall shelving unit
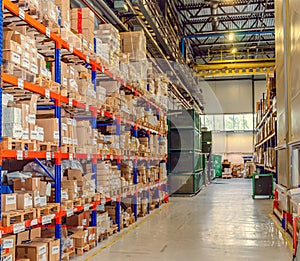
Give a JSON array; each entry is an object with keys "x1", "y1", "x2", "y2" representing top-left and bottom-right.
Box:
[
  {"x1": 0, "y1": 1, "x2": 170, "y2": 260},
  {"x1": 254, "y1": 75, "x2": 277, "y2": 182},
  {"x1": 167, "y1": 109, "x2": 204, "y2": 195}
]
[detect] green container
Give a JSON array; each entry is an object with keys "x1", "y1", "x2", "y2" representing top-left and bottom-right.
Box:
[
  {"x1": 168, "y1": 151, "x2": 203, "y2": 173},
  {"x1": 168, "y1": 171, "x2": 204, "y2": 194},
  {"x1": 212, "y1": 154, "x2": 222, "y2": 178},
  {"x1": 169, "y1": 109, "x2": 200, "y2": 130}
]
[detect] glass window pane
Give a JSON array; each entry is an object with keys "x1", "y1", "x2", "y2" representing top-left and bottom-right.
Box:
[
  {"x1": 204, "y1": 115, "x2": 214, "y2": 130},
  {"x1": 233, "y1": 114, "x2": 244, "y2": 130},
  {"x1": 225, "y1": 115, "x2": 234, "y2": 131},
  {"x1": 243, "y1": 114, "x2": 254, "y2": 130},
  {"x1": 214, "y1": 115, "x2": 224, "y2": 131}
]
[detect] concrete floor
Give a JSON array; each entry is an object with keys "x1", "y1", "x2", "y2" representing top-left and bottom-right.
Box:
[{"x1": 77, "y1": 179, "x2": 292, "y2": 261}]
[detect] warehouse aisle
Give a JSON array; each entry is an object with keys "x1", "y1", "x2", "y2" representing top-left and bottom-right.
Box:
[{"x1": 79, "y1": 179, "x2": 292, "y2": 261}]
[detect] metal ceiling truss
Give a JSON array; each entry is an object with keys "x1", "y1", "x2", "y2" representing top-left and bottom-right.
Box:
[{"x1": 176, "y1": 0, "x2": 275, "y2": 68}]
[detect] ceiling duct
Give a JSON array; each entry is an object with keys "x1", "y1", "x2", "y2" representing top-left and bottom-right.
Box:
[{"x1": 210, "y1": 2, "x2": 219, "y2": 30}]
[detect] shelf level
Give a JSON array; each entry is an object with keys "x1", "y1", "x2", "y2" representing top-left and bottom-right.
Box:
[
  {"x1": 255, "y1": 132, "x2": 276, "y2": 148},
  {"x1": 256, "y1": 105, "x2": 273, "y2": 130}
]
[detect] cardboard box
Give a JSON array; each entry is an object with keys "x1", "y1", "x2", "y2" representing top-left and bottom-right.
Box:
[
  {"x1": 2, "y1": 234, "x2": 16, "y2": 261},
  {"x1": 32, "y1": 238, "x2": 60, "y2": 261},
  {"x1": 17, "y1": 231, "x2": 30, "y2": 245},
  {"x1": 66, "y1": 211, "x2": 90, "y2": 227},
  {"x1": 17, "y1": 242, "x2": 48, "y2": 261},
  {"x1": 30, "y1": 227, "x2": 42, "y2": 241},
  {"x1": 13, "y1": 178, "x2": 41, "y2": 191},
  {"x1": 2, "y1": 193, "x2": 17, "y2": 212},
  {"x1": 67, "y1": 169, "x2": 83, "y2": 181},
  {"x1": 17, "y1": 193, "x2": 33, "y2": 210},
  {"x1": 36, "y1": 118, "x2": 59, "y2": 143},
  {"x1": 70, "y1": 229, "x2": 88, "y2": 248}
]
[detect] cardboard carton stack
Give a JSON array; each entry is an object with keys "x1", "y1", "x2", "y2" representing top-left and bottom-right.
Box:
[
  {"x1": 96, "y1": 212, "x2": 111, "y2": 238},
  {"x1": 95, "y1": 24, "x2": 120, "y2": 69},
  {"x1": 76, "y1": 120, "x2": 98, "y2": 154},
  {"x1": 71, "y1": 8, "x2": 95, "y2": 52},
  {"x1": 55, "y1": 0, "x2": 70, "y2": 29},
  {"x1": 120, "y1": 31, "x2": 146, "y2": 60},
  {"x1": 38, "y1": 0, "x2": 60, "y2": 31},
  {"x1": 61, "y1": 117, "x2": 78, "y2": 147}
]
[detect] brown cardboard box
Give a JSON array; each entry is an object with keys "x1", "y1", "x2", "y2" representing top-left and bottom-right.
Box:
[
  {"x1": 67, "y1": 169, "x2": 83, "y2": 181},
  {"x1": 86, "y1": 227, "x2": 96, "y2": 244},
  {"x1": 36, "y1": 118, "x2": 59, "y2": 143},
  {"x1": 2, "y1": 193, "x2": 17, "y2": 212},
  {"x1": 30, "y1": 227, "x2": 42, "y2": 240},
  {"x1": 66, "y1": 211, "x2": 90, "y2": 227},
  {"x1": 32, "y1": 238, "x2": 60, "y2": 261},
  {"x1": 17, "y1": 242, "x2": 48, "y2": 261},
  {"x1": 17, "y1": 231, "x2": 30, "y2": 245},
  {"x1": 17, "y1": 193, "x2": 33, "y2": 210},
  {"x1": 13, "y1": 178, "x2": 41, "y2": 191},
  {"x1": 3, "y1": 50, "x2": 21, "y2": 65},
  {"x1": 70, "y1": 229, "x2": 88, "y2": 248},
  {"x1": 2, "y1": 234, "x2": 16, "y2": 261}
]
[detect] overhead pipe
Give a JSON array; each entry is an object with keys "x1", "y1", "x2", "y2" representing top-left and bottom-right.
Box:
[
  {"x1": 210, "y1": 2, "x2": 219, "y2": 31},
  {"x1": 181, "y1": 29, "x2": 275, "y2": 57}
]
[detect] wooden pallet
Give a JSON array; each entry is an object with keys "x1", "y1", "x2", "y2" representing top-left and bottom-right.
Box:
[
  {"x1": 75, "y1": 244, "x2": 90, "y2": 256},
  {"x1": 108, "y1": 226, "x2": 118, "y2": 236},
  {"x1": 98, "y1": 231, "x2": 109, "y2": 242},
  {"x1": 2, "y1": 208, "x2": 36, "y2": 227},
  {"x1": 222, "y1": 175, "x2": 232, "y2": 179},
  {"x1": 37, "y1": 141, "x2": 59, "y2": 152},
  {"x1": 63, "y1": 247, "x2": 75, "y2": 261},
  {"x1": 138, "y1": 211, "x2": 147, "y2": 218},
  {"x1": 2, "y1": 137, "x2": 37, "y2": 151},
  {"x1": 36, "y1": 203, "x2": 60, "y2": 218},
  {"x1": 61, "y1": 144, "x2": 75, "y2": 153}
]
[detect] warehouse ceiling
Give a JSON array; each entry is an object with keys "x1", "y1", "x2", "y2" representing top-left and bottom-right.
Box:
[{"x1": 176, "y1": 0, "x2": 275, "y2": 64}]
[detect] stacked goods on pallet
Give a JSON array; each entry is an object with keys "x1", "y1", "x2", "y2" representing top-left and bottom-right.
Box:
[
  {"x1": 71, "y1": 8, "x2": 95, "y2": 52},
  {"x1": 120, "y1": 31, "x2": 146, "y2": 60},
  {"x1": 244, "y1": 162, "x2": 256, "y2": 178}
]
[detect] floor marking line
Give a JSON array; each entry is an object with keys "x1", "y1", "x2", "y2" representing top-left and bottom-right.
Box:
[
  {"x1": 84, "y1": 204, "x2": 169, "y2": 261},
  {"x1": 269, "y1": 213, "x2": 294, "y2": 251}
]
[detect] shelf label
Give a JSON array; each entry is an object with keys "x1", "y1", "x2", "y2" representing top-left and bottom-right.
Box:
[
  {"x1": 67, "y1": 208, "x2": 74, "y2": 217},
  {"x1": 102, "y1": 155, "x2": 105, "y2": 161},
  {"x1": 112, "y1": 115, "x2": 116, "y2": 121},
  {"x1": 13, "y1": 222, "x2": 25, "y2": 234},
  {"x1": 3, "y1": 238, "x2": 14, "y2": 249},
  {"x1": 87, "y1": 154, "x2": 91, "y2": 161},
  {"x1": 45, "y1": 89, "x2": 50, "y2": 99},
  {"x1": 46, "y1": 152, "x2": 51, "y2": 160},
  {"x1": 18, "y1": 79, "x2": 24, "y2": 89},
  {"x1": 19, "y1": 9, "x2": 25, "y2": 19},
  {"x1": 31, "y1": 219, "x2": 38, "y2": 226},
  {"x1": 102, "y1": 66, "x2": 105, "y2": 73},
  {"x1": 69, "y1": 45, "x2": 73, "y2": 53},
  {"x1": 69, "y1": 153, "x2": 73, "y2": 160},
  {"x1": 17, "y1": 151, "x2": 23, "y2": 160},
  {"x1": 52, "y1": 246, "x2": 60, "y2": 255},
  {"x1": 69, "y1": 98, "x2": 73, "y2": 107},
  {"x1": 110, "y1": 155, "x2": 114, "y2": 161},
  {"x1": 86, "y1": 56, "x2": 90, "y2": 63},
  {"x1": 42, "y1": 215, "x2": 53, "y2": 225},
  {"x1": 84, "y1": 204, "x2": 90, "y2": 211},
  {"x1": 86, "y1": 104, "x2": 89, "y2": 112},
  {"x1": 101, "y1": 111, "x2": 104, "y2": 117},
  {"x1": 46, "y1": 28, "x2": 51, "y2": 38}
]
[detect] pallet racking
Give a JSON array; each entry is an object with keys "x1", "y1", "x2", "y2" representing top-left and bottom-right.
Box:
[{"x1": 0, "y1": 0, "x2": 170, "y2": 260}]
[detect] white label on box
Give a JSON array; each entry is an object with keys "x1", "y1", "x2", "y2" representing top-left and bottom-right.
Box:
[
  {"x1": 6, "y1": 195, "x2": 17, "y2": 205},
  {"x1": 69, "y1": 98, "x2": 73, "y2": 106},
  {"x1": 45, "y1": 89, "x2": 50, "y2": 99},
  {"x1": 89, "y1": 42, "x2": 93, "y2": 50},
  {"x1": 52, "y1": 246, "x2": 59, "y2": 255},
  {"x1": 63, "y1": 78, "x2": 68, "y2": 86},
  {"x1": 13, "y1": 222, "x2": 25, "y2": 234},
  {"x1": 93, "y1": 139, "x2": 97, "y2": 145},
  {"x1": 34, "y1": 196, "x2": 40, "y2": 206},
  {"x1": 46, "y1": 27, "x2": 51, "y2": 38},
  {"x1": 86, "y1": 104, "x2": 89, "y2": 112},
  {"x1": 19, "y1": 8, "x2": 25, "y2": 19},
  {"x1": 62, "y1": 137, "x2": 68, "y2": 144},
  {"x1": 16, "y1": 45, "x2": 22, "y2": 54},
  {"x1": 67, "y1": 208, "x2": 74, "y2": 217},
  {"x1": 18, "y1": 78, "x2": 24, "y2": 89},
  {"x1": 42, "y1": 215, "x2": 53, "y2": 225},
  {"x1": 84, "y1": 204, "x2": 90, "y2": 211},
  {"x1": 28, "y1": 114, "x2": 36, "y2": 124},
  {"x1": 87, "y1": 154, "x2": 91, "y2": 161},
  {"x1": 86, "y1": 56, "x2": 90, "y2": 63},
  {"x1": 83, "y1": 38, "x2": 88, "y2": 47},
  {"x1": 69, "y1": 153, "x2": 73, "y2": 160},
  {"x1": 23, "y1": 51, "x2": 30, "y2": 59},
  {"x1": 22, "y1": 58, "x2": 30, "y2": 69},
  {"x1": 25, "y1": 197, "x2": 32, "y2": 207},
  {"x1": 73, "y1": 139, "x2": 78, "y2": 145},
  {"x1": 31, "y1": 219, "x2": 38, "y2": 226},
  {"x1": 67, "y1": 118, "x2": 73, "y2": 126},
  {"x1": 31, "y1": 64, "x2": 38, "y2": 74},
  {"x1": 30, "y1": 130, "x2": 38, "y2": 140},
  {"x1": 3, "y1": 255, "x2": 12, "y2": 261},
  {"x1": 40, "y1": 196, "x2": 47, "y2": 207},
  {"x1": 3, "y1": 239, "x2": 14, "y2": 249},
  {"x1": 39, "y1": 254, "x2": 47, "y2": 261},
  {"x1": 82, "y1": 219, "x2": 87, "y2": 226},
  {"x1": 53, "y1": 131, "x2": 60, "y2": 139},
  {"x1": 64, "y1": 21, "x2": 70, "y2": 30},
  {"x1": 23, "y1": 42, "x2": 29, "y2": 50},
  {"x1": 110, "y1": 155, "x2": 114, "y2": 161},
  {"x1": 50, "y1": 10, "x2": 56, "y2": 20},
  {"x1": 62, "y1": 191, "x2": 68, "y2": 200},
  {"x1": 62, "y1": 123, "x2": 67, "y2": 131},
  {"x1": 41, "y1": 68, "x2": 48, "y2": 78},
  {"x1": 69, "y1": 44, "x2": 73, "y2": 53},
  {"x1": 46, "y1": 151, "x2": 51, "y2": 160},
  {"x1": 39, "y1": 245, "x2": 47, "y2": 255},
  {"x1": 37, "y1": 53, "x2": 44, "y2": 60},
  {"x1": 70, "y1": 66, "x2": 75, "y2": 76},
  {"x1": 17, "y1": 150, "x2": 23, "y2": 160},
  {"x1": 46, "y1": 183, "x2": 51, "y2": 196}
]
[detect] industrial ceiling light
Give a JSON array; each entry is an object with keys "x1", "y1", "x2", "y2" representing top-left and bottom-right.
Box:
[
  {"x1": 228, "y1": 32, "x2": 235, "y2": 41},
  {"x1": 231, "y1": 47, "x2": 237, "y2": 54}
]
